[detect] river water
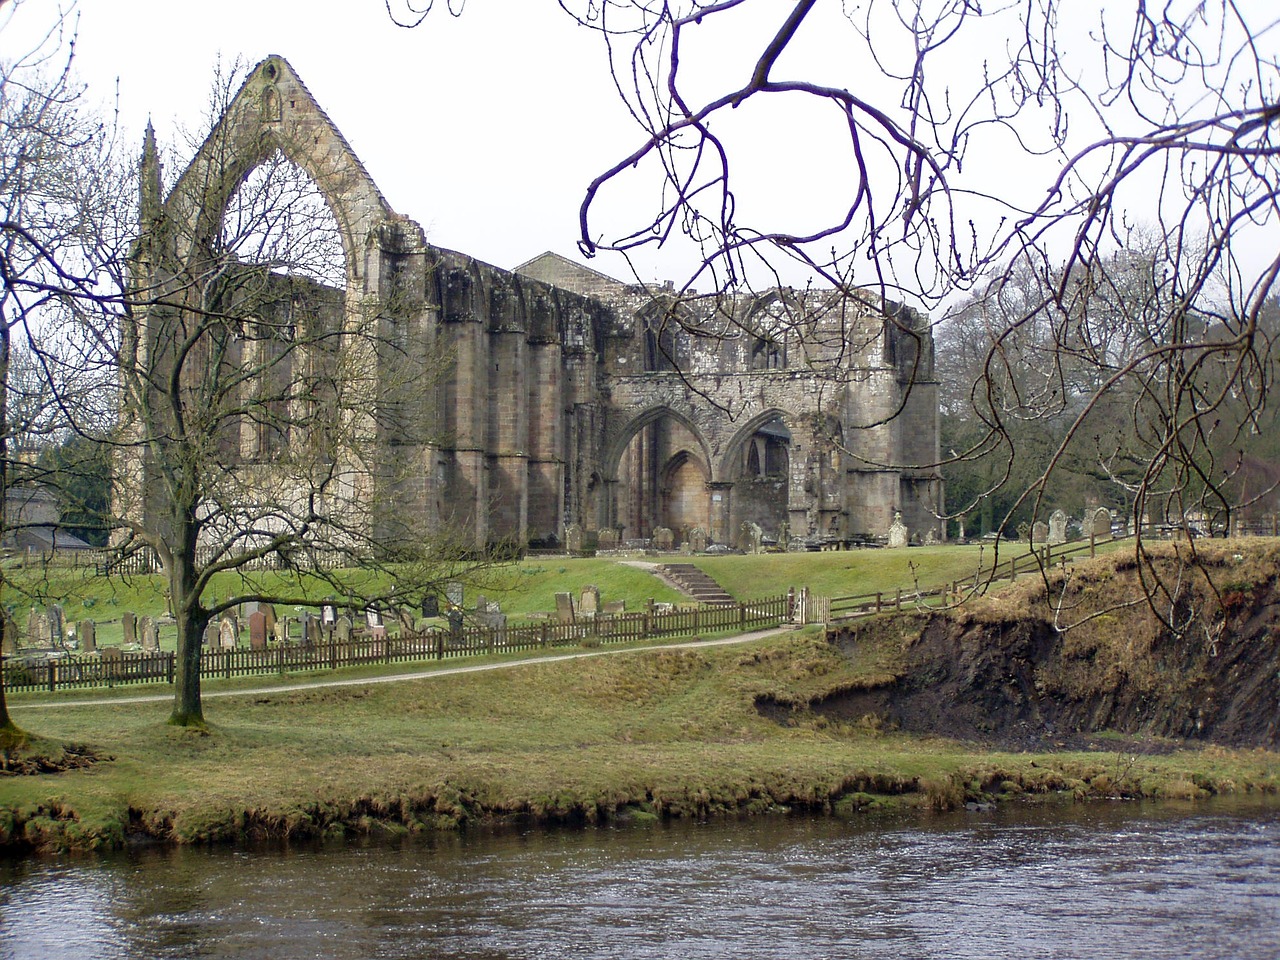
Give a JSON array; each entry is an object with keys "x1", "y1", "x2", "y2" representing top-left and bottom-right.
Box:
[{"x1": 2, "y1": 801, "x2": 1278, "y2": 959}]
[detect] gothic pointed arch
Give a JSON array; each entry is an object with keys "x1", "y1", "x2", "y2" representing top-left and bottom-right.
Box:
[{"x1": 163, "y1": 55, "x2": 401, "y2": 287}]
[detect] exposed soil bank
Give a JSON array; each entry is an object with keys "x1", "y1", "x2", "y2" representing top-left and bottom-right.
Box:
[{"x1": 809, "y1": 541, "x2": 1280, "y2": 750}]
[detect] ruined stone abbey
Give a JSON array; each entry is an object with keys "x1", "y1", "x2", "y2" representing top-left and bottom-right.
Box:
[{"x1": 127, "y1": 57, "x2": 942, "y2": 553}]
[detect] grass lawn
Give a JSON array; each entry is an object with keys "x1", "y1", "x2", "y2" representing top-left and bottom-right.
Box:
[{"x1": 5, "y1": 628, "x2": 1276, "y2": 853}]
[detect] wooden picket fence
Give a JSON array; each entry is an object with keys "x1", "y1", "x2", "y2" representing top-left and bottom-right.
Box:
[
  {"x1": 3, "y1": 595, "x2": 791, "y2": 694},
  {"x1": 823, "y1": 535, "x2": 1125, "y2": 622}
]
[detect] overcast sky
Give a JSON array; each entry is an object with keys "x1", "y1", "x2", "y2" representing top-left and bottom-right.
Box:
[
  {"x1": 17, "y1": 0, "x2": 667, "y2": 281},
  {"x1": 7, "y1": 0, "x2": 1278, "y2": 304}
]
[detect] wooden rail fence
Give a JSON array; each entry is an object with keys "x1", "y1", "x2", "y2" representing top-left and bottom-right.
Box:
[{"x1": 3, "y1": 595, "x2": 791, "y2": 694}]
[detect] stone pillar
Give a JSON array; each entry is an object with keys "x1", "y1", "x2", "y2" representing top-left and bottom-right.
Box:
[{"x1": 708, "y1": 482, "x2": 733, "y2": 544}]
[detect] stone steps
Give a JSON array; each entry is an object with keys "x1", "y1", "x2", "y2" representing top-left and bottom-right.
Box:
[{"x1": 658, "y1": 563, "x2": 736, "y2": 605}]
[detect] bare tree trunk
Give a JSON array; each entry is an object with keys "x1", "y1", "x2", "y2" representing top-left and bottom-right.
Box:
[
  {"x1": 166, "y1": 529, "x2": 207, "y2": 727},
  {"x1": 0, "y1": 321, "x2": 25, "y2": 748}
]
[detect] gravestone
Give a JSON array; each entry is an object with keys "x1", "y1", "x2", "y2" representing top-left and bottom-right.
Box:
[
  {"x1": 1031, "y1": 520, "x2": 1049, "y2": 545},
  {"x1": 1, "y1": 619, "x2": 17, "y2": 656},
  {"x1": 321, "y1": 603, "x2": 337, "y2": 626},
  {"x1": 597, "y1": 529, "x2": 619, "y2": 551},
  {"x1": 247, "y1": 611, "x2": 268, "y2": 650},
  {"x1": 48, "y1": 604, "x2": 65, "y2": 642},
  {"x1": 445, "y1": 580, "x2": 464, "y2": 610},
  {"x1": 652, "y1": 526, "x2": 674, "y2": 551},
  {"x1": 580, "y1": 585, "x2": 600, "y2": 616},
  {"x1": 420, "y1": 595, "x2": 439, "y2": 618},
  {"x1": 139, "y1": 616, "x2": 159, "y2": 650},
  {"x1": 365, "y1": 607, "x2": 383, "y2": 628},
  {"x1": 602, "y1": 600, "x2": 625, "y2": 615},
  {"x1": 307, "y1": 615, "x2": 323, "y2": 646},
  {"x1": 1092, "y1": 507, "x2": 1112, "y2": 540},
  {"x1": 203, "y1": 620, "x2": 220, "y2": 646},
  {"x1": 100, "y1": 646, "x2": 123, "y2": 678},
  {"x1": 688, "y1": 527, "x2": 708, "y2": 553},
  {"x1": 31, "y1": 613, "x2": 49, "y2": 646},
  {"x1": 274, "y1": 617, "x2": 290, "y2": 644},
  {"x1": 564, "y1": 522, "x2": 583, "y2": 553},
  {"x1": 924, "y1": 527, "x2": 939, "y2": 545},
  {"x1": 299, "y1": 612, "x2": 314, "y2": 647},
  {"x1": 218, "y1": 617, "x2": 237, "y2": 650},
  {"x1": 887, "y1": 512, "x2": 909, "y2": 549},
  {"x1": 79, "y1": 619, "x2": 96, "y2": 653},
  {"x1": 554, "y1": 592, "x2": 576, "y2": 624},
  {"x1": 25, "y1": 608, "x2": 39, "y2": 645},
  {"x1": 122, "y1": 612, "x2": 137, "y2": 646},
  {"x1": 335, "y1": 615, "x2": 353, "y2": 643},
  {"x1": 1048, "y1": 509, "x2": 1068, "y2": 545},
  {"x1": 739, "y1": 521, "x2": 763, "y2": 554}
]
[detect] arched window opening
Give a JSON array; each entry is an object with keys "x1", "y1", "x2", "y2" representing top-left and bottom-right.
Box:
[{"x1": 217, "y1": 151, "x2": 347, "y2": 461}]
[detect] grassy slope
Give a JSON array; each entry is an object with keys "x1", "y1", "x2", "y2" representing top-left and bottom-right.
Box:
[
  {"x1": 693, "y1": 542, "x2": 1039, "y2": 598},
  {"x1": 4, "y1": 628, "x2": 1276, "y2": 852}
]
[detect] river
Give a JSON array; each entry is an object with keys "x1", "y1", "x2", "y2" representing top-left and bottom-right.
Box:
[{"x1": 2, "y1": 801, "x2": 1278, "y2": 959}]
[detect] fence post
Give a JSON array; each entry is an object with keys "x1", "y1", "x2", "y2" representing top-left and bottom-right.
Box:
[
  {"x1": 48, "y1": 660, "x2": 56, "y2": 693},
  {"x1": 895, "y1": 588, "x2": 902, "y2": 611},
  {"x1": 694, "y1": 607, "x2": 701, "y2": 634},
  {"x1": 225, "y1": 650, "x2": 231, "y2": 680},
  {"x1": 167, "y1": 651, "x2": 175, "y2": 684},
  {"x1": 739, "y1": 602, "x2": 746, "y2": 631},
  {"x1": 1010, "y1": 556, "x2": 1017, "y2": 581},
  {"x1": 540, "y1": 622, "x2": 548, "y2": 649},
  {"x1": 875, "y1": 593, "x2": 882, "y2": 614}
]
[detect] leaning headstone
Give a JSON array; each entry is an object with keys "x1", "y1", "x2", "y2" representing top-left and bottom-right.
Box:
[
  {"x1": 1048, "y1": 509, "x2": 1068, "y2": 545},
  {"x1": 555, "y1": 592, "x2": 576, "y2": 624},
  {"x1": 597, "y1": 529, "x2": 619, "y2": 551},
  {"x1": 334, "y1": 615, "x2": 353, "y2": 643},
  {"x1": 1092, "y1": 507, "x2": 1112, "y2": 540},
  {"x1": 1031, "y1": 520, "x2": 1049, "y2": 545},
  {"x1": 580, "y1": 585, "x2": 600, "y2": 616},
  {"x1": 564, "y1": 522, "x2": 583, "y2": 553},
  {"x1": 121, "y1": 611, "x2": 137, "y2": 646},
  {"x1": 887, "y1": 512, "x2": 909, "y2": 549},
  {"x1": 652, "y1": 526, "x2": 674, "y2": 551},
  {"x1": 79, "y1": 619, "x2": 96, "y2": 653},
  {"x1": 248, "y1": 611, "x2": 268, "y2": 650},
  {"x1": 139, "y1": 616, "x2": 159, "y2": 650}
]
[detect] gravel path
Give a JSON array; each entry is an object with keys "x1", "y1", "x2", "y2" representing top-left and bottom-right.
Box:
[{"x1": 8, "y1": 626, "x2": 798, "y2": 711}]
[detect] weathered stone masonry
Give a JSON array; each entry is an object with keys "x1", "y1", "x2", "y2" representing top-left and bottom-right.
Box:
[{"x1": 127, "y1": 56, "x2": 943, "y2": 551}]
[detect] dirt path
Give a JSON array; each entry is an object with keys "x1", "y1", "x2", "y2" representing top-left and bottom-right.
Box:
[{"x1": 8, "y1": 626, "x2": 798, "y2": 711}]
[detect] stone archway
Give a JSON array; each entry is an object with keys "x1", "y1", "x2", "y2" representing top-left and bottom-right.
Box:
[
  {"x1": 721, "y1": 411, "x2": 795, "y2": 542},
  {"x1": 605, "y1": 407, "x2": 712, "y2": 541}
]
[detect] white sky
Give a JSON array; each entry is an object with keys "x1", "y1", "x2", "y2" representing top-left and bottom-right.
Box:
[
  {"x1": 6, "y1": 0, "x2": 1279, "y2": 304},
  {"x1": 14, "y1": 0, "x2": 667, "y2": 280}
]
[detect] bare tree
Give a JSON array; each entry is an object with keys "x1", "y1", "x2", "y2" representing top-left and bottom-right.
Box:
[
  {"x1": 0, "y1": 1, "x2": 122, "y2": 747},
  {"x1": 43, "y1": 60, "x2": 483, "y2": 728},
  {"x1": 390, "y1": 1, "x2": 1280, "y2": 625}
]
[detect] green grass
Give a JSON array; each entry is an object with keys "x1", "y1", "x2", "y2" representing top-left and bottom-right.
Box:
[
  {"x1": 3, "y1": 628, "x2": 1276, "y2": 852},
  {"x1": 691, "y1": 542, "x2": 1042, "y2": 599}
]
